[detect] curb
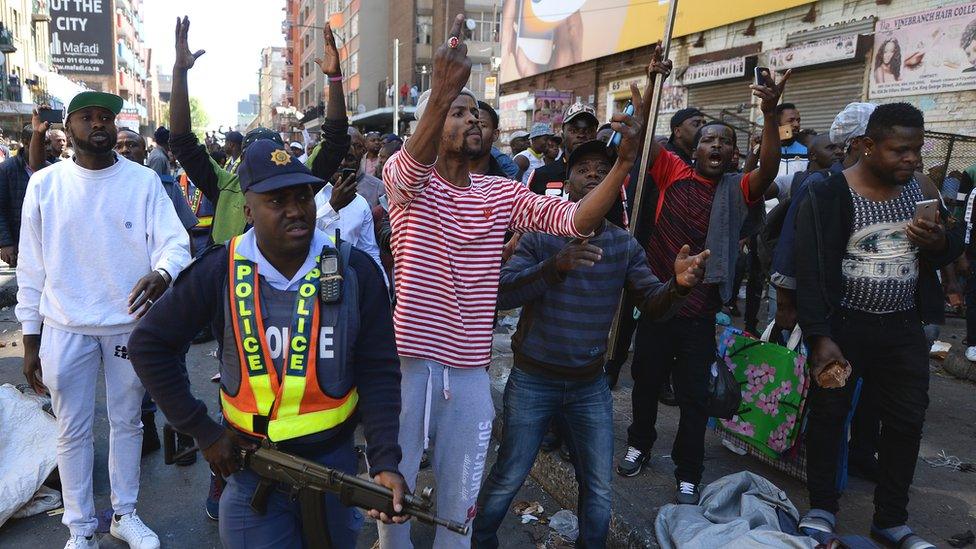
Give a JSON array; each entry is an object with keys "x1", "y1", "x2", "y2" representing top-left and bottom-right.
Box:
[{"x1": 487, "y1": 379, "x2": 658, "y2": 548}]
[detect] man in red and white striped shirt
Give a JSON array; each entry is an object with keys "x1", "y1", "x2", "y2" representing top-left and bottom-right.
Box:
[{"x1": 376, "y1": 15, "x2": 644, "y2": 548}]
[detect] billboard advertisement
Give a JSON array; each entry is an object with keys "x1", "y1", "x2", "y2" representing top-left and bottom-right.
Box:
[
  {"x1": 50, "y1": 0, "x2": 115, "y2": 75},
  {"x1": 500, "y1": 0, "x2": 812, "y2": 83},
  {"x1": 869, "y1": 2, "x2": 976, "y2": 99}
]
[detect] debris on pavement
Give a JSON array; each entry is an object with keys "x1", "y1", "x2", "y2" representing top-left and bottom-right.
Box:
[
  {"x1": 930, "y1": 340, "x2": 952, "y2": 359},
  {"x1": 548, "y1": 509, "x2": 579, "y2": 540},
  {"x1": 922, "y1": 450, "x2": 975, "y2": 472},
  {"x1": 949, "y1": 530, "x2": 975, "y2": 548},
  {"x1": 513, "y1": 500, "x2": 544, "y2": 516}
]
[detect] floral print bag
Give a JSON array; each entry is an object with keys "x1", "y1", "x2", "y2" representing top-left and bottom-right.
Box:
[{"x1": 717, "y1": 325, "x2": 810, "y2": 460}]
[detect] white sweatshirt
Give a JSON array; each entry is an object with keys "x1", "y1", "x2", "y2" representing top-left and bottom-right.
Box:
[{"x1": 16, "y1": 155, "x2": 192, "y2": 336}]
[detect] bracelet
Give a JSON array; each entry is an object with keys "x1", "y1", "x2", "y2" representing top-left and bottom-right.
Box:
[
  {"x1": 328, "y1": 75, "x2": 344, "y2": 83},
  {"x1": 155, "y1": 268, "x2": 172, "y2": 285}
]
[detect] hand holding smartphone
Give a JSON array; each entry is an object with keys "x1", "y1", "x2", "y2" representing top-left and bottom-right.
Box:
[
  {"x1": 914, "y1": 199, "x2": 939, "y2": 224},
  {"x1": 37, "y1": 107, "x2": 63, "y2": 125},
  {"x1": 754, "y1": 67, "x2": 775, "y2": 89},
  {"x1": 608, "y1": 102, "x2": 635, "y2": 148}
]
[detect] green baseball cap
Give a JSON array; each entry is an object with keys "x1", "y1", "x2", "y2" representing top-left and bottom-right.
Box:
[{"x1": 66, "y1": 91, "x2": 124, "y2": 118}]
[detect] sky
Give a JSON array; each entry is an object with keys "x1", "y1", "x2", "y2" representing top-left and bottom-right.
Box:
[{"x1": 144, "y1": 0, "x2": 286, "y2": 130}]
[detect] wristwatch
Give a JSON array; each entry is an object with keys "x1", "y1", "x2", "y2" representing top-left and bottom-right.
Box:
[{"x1": 155, "y1": 268, "x2": 172, "y2": 285}]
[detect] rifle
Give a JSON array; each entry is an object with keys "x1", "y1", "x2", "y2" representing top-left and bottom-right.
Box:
[{"x1": 162, "y1": 425, "x2": 469, "y2": 544}]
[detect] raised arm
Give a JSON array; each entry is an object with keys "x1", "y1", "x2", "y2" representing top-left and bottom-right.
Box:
[
  {"x1": 634, "y1": 45, "x2": 671, "y2": 170},
  {"x1": 571, "y1": 83, "x2": 647, "y2": 235},
  {"x1": 402, "y1": 15, "x2": 472, "y2": 167},
  {"x1": 309, "y1": 23, "x2": 350, "y2": 185},
  {"x1": 746, "y1": 70, "x2": 792, "y2": 200},
  {"x1": 28, "y1": 108, "x2": 50, "y2": 173},
  {"x1": 383, "y1": 15, "x2": 472, "y2": 206},
  {"x1": 169, "y1": 17, "x2": 204, "y2": 143},
  {"x1": 168, "y1": 17, "x2": 225, "y2": 203}
]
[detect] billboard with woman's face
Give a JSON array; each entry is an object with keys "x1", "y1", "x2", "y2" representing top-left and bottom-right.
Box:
[{"x1": 870, "y1": 2, "x2": 976, "y2": 98}]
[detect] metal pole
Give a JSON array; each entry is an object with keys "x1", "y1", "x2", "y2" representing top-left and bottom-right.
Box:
[
  {"x1": 606, "y1": 0, "x2": 680, "y2": 361},
  {"x1": 393, "y1": 38, "x2": 400, "y2": 135}
]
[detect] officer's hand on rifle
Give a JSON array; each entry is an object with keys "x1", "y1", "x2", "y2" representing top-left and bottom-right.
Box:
[
  {"x1": 203, "y1": 427, "x2": 256, "y2": 477},
  {"x1": 369, "y1": 471, "x2": 410, "y2": 524}
]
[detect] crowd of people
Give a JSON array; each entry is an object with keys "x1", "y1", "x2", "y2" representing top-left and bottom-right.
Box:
[{"x1": 1, "y1": 11, "x2": 970, "y2": 549}]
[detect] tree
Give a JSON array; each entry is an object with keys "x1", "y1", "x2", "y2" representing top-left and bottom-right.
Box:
[{"x1": 188, "y1": 97, "x2": 209, "y2": 142}]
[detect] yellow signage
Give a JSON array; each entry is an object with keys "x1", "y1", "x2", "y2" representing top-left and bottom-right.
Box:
[{"x1": 500, "y1": 0, "x2": 813, "y2": 83}]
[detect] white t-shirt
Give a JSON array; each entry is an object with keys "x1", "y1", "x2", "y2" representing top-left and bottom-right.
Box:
[{"x1": 515, "y1": 149, "x2": 546, "y2": 185}]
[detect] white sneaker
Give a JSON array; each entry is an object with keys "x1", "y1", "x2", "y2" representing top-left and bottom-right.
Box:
[
  {"x1": 110, "y1": 511, "x2": 160, "y2": 549},
  {"x1": 64, "y1": 535, "x2": 99, "y2": 549},
  {"x1": 966, "y1": 346, "x2": 976, "y2": 362}
]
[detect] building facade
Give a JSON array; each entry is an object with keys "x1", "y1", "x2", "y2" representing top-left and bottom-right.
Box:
[
  {"x1": 498, "y1": 0, "x2": 976, "y2": 156},
  {"x1": 258, "y1": 46, "x2": 287, "y2": 131},
  {"x1": 0, "y1": 0, "x2": 54, "y2": 129},
  {"x1": 237, "y1": 93, "x2": 259, "y2": 130}
]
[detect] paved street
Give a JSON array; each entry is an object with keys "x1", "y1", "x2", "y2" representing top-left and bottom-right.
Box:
[
  {"x1": 0, "y1": 295, "x2": 975, "y2": 547},
  {"x1": 0, "y1": 302, "x2": 562, "y2": 548}
]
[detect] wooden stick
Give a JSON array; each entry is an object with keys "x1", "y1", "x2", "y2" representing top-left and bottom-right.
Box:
[{"x1": 605, "y1": 0, "x2": 680, "y2": 363}]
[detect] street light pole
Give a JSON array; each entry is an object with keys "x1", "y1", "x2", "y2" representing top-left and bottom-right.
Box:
[{"x1": 393, "y1": 38, "x2": 400, "y2": 135}]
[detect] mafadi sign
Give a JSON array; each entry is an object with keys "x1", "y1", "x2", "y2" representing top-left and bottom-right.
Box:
[{"x1": 50, "y1": 0, "x2": 114, "y2": 76}]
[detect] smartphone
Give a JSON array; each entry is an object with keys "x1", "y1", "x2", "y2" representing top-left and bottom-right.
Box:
[
  {"x1": 778, "y1": 124, "x2": 794, "y2": 141},
  {"x1": 914, "y1": 199, "x2": 940, "y2": 223},
  {"x1": 38, "y1": 107, "x2": 63, "y2": 125},
  {"x1": 754, "y1": 66, "x2": 775, "y2": 88},
  {"x1": 608, "y1": 102, "x2": 636, "y2": 148},
  {"x1": 340, "y1": 167, "x2": 357, "y2": 182}
]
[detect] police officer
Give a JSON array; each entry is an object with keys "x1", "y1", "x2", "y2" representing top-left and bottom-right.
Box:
[{"x1": 128, "y1": 139, "x2": 407, "y2": 547}]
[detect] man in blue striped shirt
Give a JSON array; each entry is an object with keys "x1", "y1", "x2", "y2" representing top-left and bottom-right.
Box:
[{"x1": 472, "y1": 140, "x2": 708, "y2": 547}]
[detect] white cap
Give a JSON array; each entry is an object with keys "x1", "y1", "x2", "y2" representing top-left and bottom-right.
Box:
[
  {"x1": 829, "y1": 102, "x2": 877, "y2": 148},
  {"x1": 414, "y1": 87, "x2": 479, "y2": 122},
  {"x1": 289, "y1": 141, "x2": 303, "y2": 149}
]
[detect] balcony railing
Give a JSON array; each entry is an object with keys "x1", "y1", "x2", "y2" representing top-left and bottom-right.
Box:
[
  {"x1": 0, "y1": 29, "x2": 16, "y2": 54},
  {"x1": 32, "y1": 0, "x2": 51, "y2": 22}
]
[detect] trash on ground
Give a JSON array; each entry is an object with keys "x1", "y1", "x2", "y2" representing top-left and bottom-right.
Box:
[
  {"x1": 513, "y1": 500, "x2": 544, "y2": 516},
  {"x1": 0, "y1": 384, "x2": 59, "y2": 527},
  {"x1": 922, "y1": 450, "x2": 974, "y2": 472},
  {"x1": 521, "y1": 514, "x2": 539, "y2": 524},
  {"x1": 948, "y1": 529, "x2": 975, "y2": 548},
  {"x1": 929, "y1": 340, "x2": 952, "y2": 359},
  {"x1": 548, "y1": 509, "x2": 579, "y2": 540},
  {"x1": 721, "y1": 438, "x2": 748, "y2": 455}
]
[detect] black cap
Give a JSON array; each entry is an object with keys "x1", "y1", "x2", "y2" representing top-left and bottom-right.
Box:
[
  {"x1": 225, "y1": 130, "x2": 244, "y2": 144},
  {"x1": 154, "y1": 126, "x2": 170, "y2": 146},
  {"x1": 567, "y1": 139, "x2": 616, "y2": 171},
  {"x1": 670, "y1": 107, "x2": 705, "y2": 130},
  {"x1": 238, "y1": 140, "x2": 323, "y2": 194}
]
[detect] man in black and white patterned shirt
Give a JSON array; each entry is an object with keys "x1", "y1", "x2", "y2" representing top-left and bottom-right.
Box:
[{"x1": 794, "y1": 103, "x2": 963, "y2": 549}]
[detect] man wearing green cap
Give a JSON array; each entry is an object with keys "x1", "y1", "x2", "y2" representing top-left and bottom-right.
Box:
[
  {"x1": 128, "y1": 139, "x2": 406, "y2": 547},
  {"x1": 168, "y1": 16, "x2": 350, "y2": 245},
  {"x1": 17, "y1": 89, "x2": 191, "y2": 549}
]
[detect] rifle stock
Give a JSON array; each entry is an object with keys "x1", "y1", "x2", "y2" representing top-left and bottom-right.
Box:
[{"x1": 244, "y1": 444, "x2": 469, "y2": 535}]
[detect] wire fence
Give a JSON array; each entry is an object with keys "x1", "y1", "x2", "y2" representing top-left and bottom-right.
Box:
[{"x1": 922, "y1": 131, "x2": 976, "y2": 192}]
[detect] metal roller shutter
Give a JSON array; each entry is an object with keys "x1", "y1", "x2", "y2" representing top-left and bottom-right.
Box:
[
  {"x1": 779, "y1": 62, "x2": 866, "y2": 135},
  {"x1": 687, "y1": 80, "x2": 755, "y2": 151}
]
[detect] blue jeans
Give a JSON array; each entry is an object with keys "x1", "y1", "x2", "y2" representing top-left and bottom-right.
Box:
[
  {"x1": 218, "y1": 438, "x2": 363, "y2": 548},
  {"x1": 473, "y1": 368, "x2": 613, "y2": 548}
]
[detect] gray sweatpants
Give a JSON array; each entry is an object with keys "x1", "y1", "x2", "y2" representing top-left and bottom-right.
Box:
[{"x1": 377, "y1": 357, "x2": 495, "y2": 548}]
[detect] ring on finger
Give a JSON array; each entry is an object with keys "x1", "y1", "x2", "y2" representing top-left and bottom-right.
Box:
[{"x1": 448, "y1": 36, "x2": 460, "y2": 49}]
